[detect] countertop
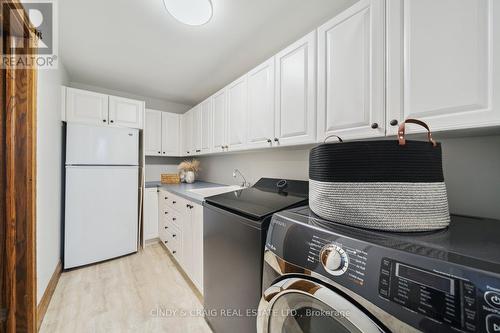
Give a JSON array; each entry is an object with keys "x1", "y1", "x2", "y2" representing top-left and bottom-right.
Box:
[{"x1": 145, "y1": 181, "x2": 227, "y2": 205}]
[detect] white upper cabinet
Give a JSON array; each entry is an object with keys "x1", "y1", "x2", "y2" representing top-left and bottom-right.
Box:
[
  {"x1": 145, "y1": 110, "x2": 162, "y2": 156},
  {"x1": 66, "y1": 88, "x2": 109, "y2": 126},
  {"x1": 227, "y1": 76, "x2": 248, "y2": 150},
  {"x1": 386, "y1": 0, "x2": 500, "y2": 135},
  {"x1": 181, "y1": 110, "x2": 193, "y2": 156},
  {"x1": 145, "y1": 110, "x2": 180, "y2": 157},
  {"x1": 274, "y1": 31, "x2": 317, "y2": 146},
  {"x1": 247, "y1": 58, "x2": 275, "y2": 149},
  {"x1": 200, "y1": 98, "x2": 213, "y2": 154},
  {"x1": 191, "y1": 105, "x2": 202, "y2": 154},
  {"x1": 108, "y1": 96, "x2": 144, "y2": 129},
  {"x1": 212, "y1": 89, "x2": 227, "y2": 153},
  {"x1": 161, "y1": 112, "x2": 180, "y2": 156},
  {"x1": 317, "y1": 0, "x2": 385, "y2": 141},
  {"x1": 65, "y1": 87, "x2": 144, "y2": 130}
]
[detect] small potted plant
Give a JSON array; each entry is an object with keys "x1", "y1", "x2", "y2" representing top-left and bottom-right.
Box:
[{"x1": 178, "y1": 159, "x2": 200, "y2": 184}]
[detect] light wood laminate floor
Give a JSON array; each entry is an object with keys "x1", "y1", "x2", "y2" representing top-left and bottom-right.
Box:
[{"x1": 40, "y1": 243, "x2": 212, "y2": 333}]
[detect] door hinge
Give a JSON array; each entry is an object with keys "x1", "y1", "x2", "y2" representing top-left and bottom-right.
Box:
[{"x1": 0, "y1": 308, "x2": 7, "y2": 323}]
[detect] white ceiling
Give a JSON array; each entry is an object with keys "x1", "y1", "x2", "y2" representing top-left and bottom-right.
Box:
[{"x1": 60, "y1": 0, "x2": 357, "y2": 106}]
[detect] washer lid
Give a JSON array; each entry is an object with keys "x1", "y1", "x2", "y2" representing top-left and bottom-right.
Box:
[{"x1": 204, "y1": 178, "x2": 308, "y2": 221}]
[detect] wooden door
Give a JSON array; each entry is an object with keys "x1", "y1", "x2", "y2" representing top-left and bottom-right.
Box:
[
  {"x1": 275, "y1": 31, "x2": 317, "y2": 146},
  {"x1": 386, "y1": 0, "x2": 500, "y2": 134},
  {"x1": 1, "y1": 2, "x2": 38, "y2": 331},
  {"x1": 246, "y1": 58, "x2": 275, "y2": 149},
  {"x1": 144, "y1": 110, "x2": 162, "y2": 156},
  {"x1": 317, "y1": 0, "x2": 385, "y2": 141}
]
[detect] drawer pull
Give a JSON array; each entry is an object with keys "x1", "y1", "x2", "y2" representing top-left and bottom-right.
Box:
[
  {"x1": 172, "y1": 234, "x2": 177, "y2": 238},
  {"x1": 173, "y1": 251, "x2": 177, "y2": 254},
  {"x1": 172, "y1": 201, "x2": 177, "y2": 204},
  {"x1": 164, "y1": 240, "x2": 168, "y2": 244},
  {"x1": 164, "y1": 211, "x2": 168, "y2": 215},
  {"x1": 164, "y1": 226, "x2": 168, "y2": 229},
  {"x1": 172, "y1": 217, "x2": 177, "y2": 221},
  {"x1": 164, "y1": 197, "x2": 168, "y2": 200}
]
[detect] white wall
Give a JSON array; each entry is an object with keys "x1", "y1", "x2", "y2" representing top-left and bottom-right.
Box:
[
  {"x1": 197, "y1": 136, "x2": 500, "y2": 220},
  {"x1": 145, "y1": 156, "x2": 182, "y2": 182},
  {"x1": 68, "y1": 82, "x2": 192, "y2": 113},
  {"x1": 36, "y1": 64, "x2": 69, "y2": 303}
]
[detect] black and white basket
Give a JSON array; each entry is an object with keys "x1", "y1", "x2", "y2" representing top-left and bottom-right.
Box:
[{"x1": 309, "y1": 119, "x2": 450, "y2": 232}]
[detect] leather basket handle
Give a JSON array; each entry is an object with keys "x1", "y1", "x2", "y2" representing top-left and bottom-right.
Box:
[
  {"x1": 398, "y1": 119, "x2": 437, "y2": 147},
  {"x1": 324, "y1": 135, "x2": 343, "y2": 144}
]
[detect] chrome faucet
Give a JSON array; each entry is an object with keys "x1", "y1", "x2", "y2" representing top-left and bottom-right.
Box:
[{"x1": 233, "y1": 169, "x2": 250, "y2": 188}]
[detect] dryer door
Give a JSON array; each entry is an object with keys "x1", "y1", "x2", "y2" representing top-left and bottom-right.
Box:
[{"x1": 257, "y1": 277, "x2": 386, "y2": 333}]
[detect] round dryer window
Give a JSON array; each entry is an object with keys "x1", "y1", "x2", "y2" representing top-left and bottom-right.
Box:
[{"x1": 258, "y1": 278, "x2": 386, "y2": 333}]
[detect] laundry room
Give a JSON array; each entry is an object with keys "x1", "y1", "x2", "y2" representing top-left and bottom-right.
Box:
[{"x1": 1, "y1": 1, "x2": 500, "y2": 333}]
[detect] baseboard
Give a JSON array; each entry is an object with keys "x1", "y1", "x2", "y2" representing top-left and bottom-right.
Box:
[
  {"x1": 37, "y1": 260, "x2": 62, "y2": 331},
  {"x1": 145, "y1": 237, "x2": 160, "y2": 246}
]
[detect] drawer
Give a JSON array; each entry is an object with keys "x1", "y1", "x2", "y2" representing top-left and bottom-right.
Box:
[
  {"x1": 159, "y1": 190, "x2": 189, "y2": 213},
  {"x1": 167, "y1": 225, "x2": 182, "y2": 261}
]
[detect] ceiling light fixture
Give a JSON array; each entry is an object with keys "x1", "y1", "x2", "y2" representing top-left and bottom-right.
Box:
[{"x1": 163, "y1": 0, "x2": 213, "y2": 26}]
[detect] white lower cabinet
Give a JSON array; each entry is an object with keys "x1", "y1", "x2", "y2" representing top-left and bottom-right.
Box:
[
  {"x1": 158, "y1": 189, "x2": 203, "y2": 294},
  {"x1": 143, "y1": 187, "x2": 159, "y2": 242}
]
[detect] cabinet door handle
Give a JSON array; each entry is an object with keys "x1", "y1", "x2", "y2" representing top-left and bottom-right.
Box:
[
  {"x1": 172, "y1": 234, "x2": 176, "y2": 238},
  {"x1": 390, "y1": 119, "x2": 399, "y2": 126},
  {"x1": 164, "y1": 211, "x2": 168, "y2": 215},
  {"x1": 172, "y1": 217, "x2": 177, "y2": 221},
  {"x1": 164, "y1": 226, "x2": 168, "y2": 229},
  {"x1": 164, "y1": 197, "x2": 168, "y2": 200},
  {"x1": 274, "y1": 138, "x2": 279, "y2": 143},
  {"x1": 158, "y1": 151, "x2": 161, "y2": 154},
  {"x1": 173, "y1": 251, "x2": 177, "y2": 254},
  {"x1": 196, "y1": 149, "x2": 201, "y2": 153},
  {"x1": 102, "y1": 119, "x2": 107, "y2": 123},
  {"x1": 110, "y1": 120, "x2": 114, "y2": 123},
  {"x1": 163, "y1": 151, "x2": 165, "y2": 154},
  {"x1": 371, "y1": 123, "x2": 379, "y2": 129},
  {"x1": 267, "y1": 139, "x2": 272, "y2": 143},
  {"x1": 172, "y1": 201, "x2": 176, "y2": 204},
  {"x1": 164, "y1": 240, "x2": 168, "y2": 244}
]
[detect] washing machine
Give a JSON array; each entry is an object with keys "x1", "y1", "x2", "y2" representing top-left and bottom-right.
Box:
[{"x1": 258, "y1": 206, "x2": 500, "y2": 333}]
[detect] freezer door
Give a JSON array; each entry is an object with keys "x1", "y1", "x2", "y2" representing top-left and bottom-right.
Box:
[
  {"x1": 64, "y1": 166, "x2": 139, "y2": 269},
  {"x1": 66, "y1": 123, "x2": 139, "y2": 165}
]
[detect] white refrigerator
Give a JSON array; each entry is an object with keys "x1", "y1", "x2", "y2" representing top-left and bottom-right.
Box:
[{"x1": 64, "y1": 123, "x2": 139, "y2": 269}]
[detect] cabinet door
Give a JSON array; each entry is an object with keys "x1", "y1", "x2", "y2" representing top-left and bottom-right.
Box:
[
  {"x1": 66, "y1": 88, "x2": 109, "y2": 126},
  {"x1": 386, "y1": 0, "x2": 500, "y2": 134},
  {"x1": 161, "y1": 112, "x2": 180, "y2": 156},
  {"x1": 247, "y1": 58, "x2": 275, "y2": 149},
  {"x1": 143, "y1": 187, "x2": 159, "y2": 242},
  {"x1": 181, "y1": 110, "x2": 193, "y2": 156},
  {"x1": 317, "y1": 0, "x2": 385, "y2": 141},
  {"x1": 191, "y1": 105, "x2": 202, "y2": 154},
  {"x1": 108, "y1": 96, "x2": 144, "y2": 129},
  {"x1": 212, "y1": 89, "x2": 227, "y2": 153},
  {"x1": 275, "y1": 31, "x2": 317, "y2": 146},
  {"x1": 191, "y1": 203, "x2": 203, "y2": 294},
  {"x1": 227, "y1": 76, "x2": 248, "y2": 150},
  {"x1": 144, "y1": 110, "x2": 162, "y2": 156},
  {"x1": 200, "y1": 98, "x2": 213, "y2": 154}
]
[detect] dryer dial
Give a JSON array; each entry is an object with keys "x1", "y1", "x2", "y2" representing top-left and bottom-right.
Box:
[{"x1": 320, "y1": 244, "x2": 349, "y2": 276}]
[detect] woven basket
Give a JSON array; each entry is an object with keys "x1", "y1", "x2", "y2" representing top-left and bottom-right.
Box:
[
  {"x1": 309, "y1": 119, "x2": 450, "y2": 232},
  {"x1": 161, "y1": 173, "x2": 180, "y2": 184}
]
